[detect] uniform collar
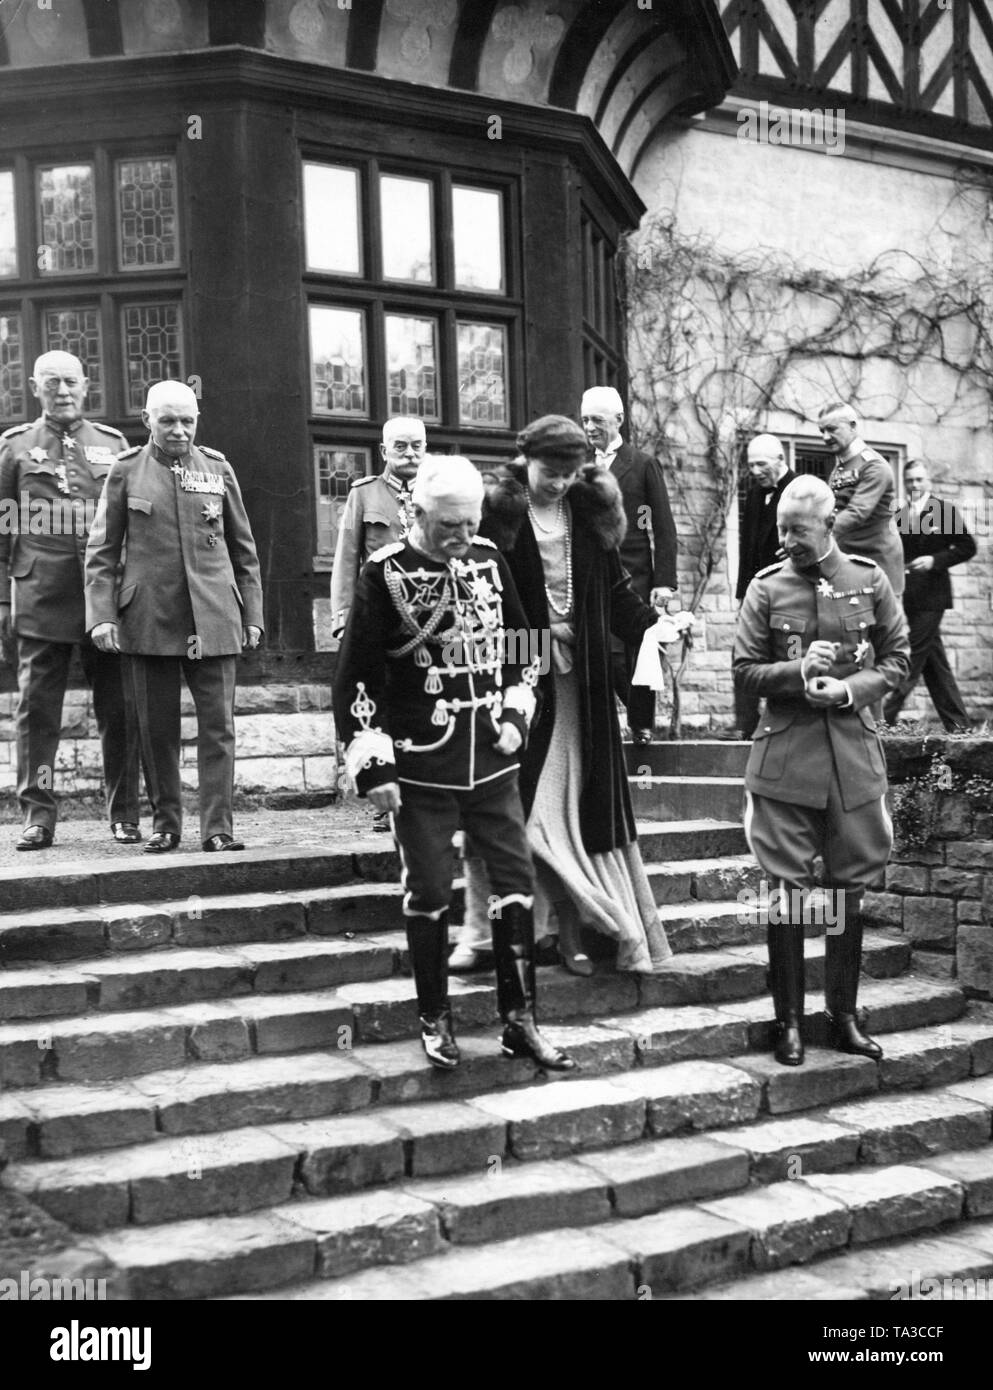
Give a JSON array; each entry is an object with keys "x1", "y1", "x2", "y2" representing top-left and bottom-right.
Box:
[
  {"x1": 383, "y1": 470, "x2": 414, "y2": 498},
  {"x1": 151, "y1": 441, "x2": 193, "y2": 467},
  {"x1": 42, "y1": 414, "x2": 84, "y2": 437},
  {"x1": 838, "y1": 436, "x2": 866, "y2": 466}
]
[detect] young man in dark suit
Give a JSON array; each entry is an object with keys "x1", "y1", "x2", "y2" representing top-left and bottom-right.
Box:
[
  {"x1": 882, "y1": 458, "x2": 976, "y2": 732},
  {"x1": 581, "y1": 385, "x2": 677, "y2": 743}
]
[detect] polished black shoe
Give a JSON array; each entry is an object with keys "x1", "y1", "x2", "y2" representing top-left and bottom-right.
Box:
[
  {"x1": 631, "y1": 727, "x2": 654, "y2": 745},
  {"x1": 502, "y1": 1012, "x2": 575, "y2": 1071},
  {"x1": 832, "y1": 1013, "x2": 882, "y2": 1059},
  {"x1": 773, "y1": 1018, "x2": 804, "y2": 1066},
  {"x1": 202, "y1": 834, "x2": 245, "y2": 852},
  {"x1": 145, "y1": 831, "x2": 181, "y2": 854},
  {"x1": 420, "y1": 1009, "x2": 460, "y2": 1070},
  {"x1": 111, "y1": 821, "x2": 142, "y2": 844},
  {"x1": 16, "y1": 824, "x2": 53, "y2": 851}
]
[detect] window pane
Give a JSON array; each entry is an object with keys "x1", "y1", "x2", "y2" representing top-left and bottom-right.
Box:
[
  {"x1": 44, "y1": 307, "x2": 103, "y2": 413},
  {"x1": 385, "y1": 314, "x2": 438, "y2": 421},
  {"x1": 0, "y1": 172, "x2": 16, "y2": 278},
  {"x1": 381, "y1": 176, "x2": 433, "y2": 284},
  {"x1": 453, "y1": 187, "x2": 504, "y2": 293},
  {"x1": 38, "y1": 165, "x2": 96, "y2": 275},
  {"x1": 0, "y1": 313, "x2": 25, "y2": 419},
  {"x1": 304, "y1": 164, "x2": 361, "y2": 275},
  {"x1": 315, "y1": 445, "x2": 370, "y2": 553},
  {"x1": 117, "y1": 158, "x2": 179, "y2": 270},
  {"x1": 457, "y1": 322, "x2": 508, "y2": 427},
  {"x1": 122, "y1": 302, "x2": 184, "y2": 414},
  {"x1": 309, "y1": 305, "x2": 367, "y2": 416}
]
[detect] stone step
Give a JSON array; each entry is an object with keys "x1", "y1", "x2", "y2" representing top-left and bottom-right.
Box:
[
  {"x1": 636, "y1": 822, "x2": 748, "y2": 861},
  {"x1": 624, "y1": 742, "x2": 751, "y2": 778},
  {"x1": 4, "y1": 992, "x2": 986, "y2": 1168},
  {"x1": 678, "y1": 1210, "x2": 993, "y2": 1300},
  {"x1": 0, "y1": 931, "x2": 923, "y2": 1085},
  {"x1": 629, "y1": 777, "x2": 744, "y2": 823},
  {"x1": 8, "y1": 1045, "x2": 991, "y2": 1238}
]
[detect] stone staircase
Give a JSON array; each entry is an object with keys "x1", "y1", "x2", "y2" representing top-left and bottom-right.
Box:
[{"x1": 0, "y1": 741, "x2": 992, "y2": 1301}]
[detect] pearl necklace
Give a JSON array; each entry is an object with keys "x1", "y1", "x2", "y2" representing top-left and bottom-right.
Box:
[{"x1": 528, "y1": 495, "x2": 572, "y2": 618}]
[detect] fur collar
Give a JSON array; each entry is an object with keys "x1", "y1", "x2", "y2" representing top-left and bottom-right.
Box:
[{"x1": 482, "y1": 461, "x2": 626, "y2": 552}]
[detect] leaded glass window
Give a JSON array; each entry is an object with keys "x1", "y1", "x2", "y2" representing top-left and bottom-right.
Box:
[
  {"x1": 37, "y1": 165, "x2": 97, "y2": 275},
  {"x1": 117, "y1": 159, "x2": 179, "y2": 271},
  {"x1": 457, "y1": 322, "x2": 508, "y2": 426},
  {"x1": 314, "y1": 445, "x2": 370, "y2": 554},
  {"x1": 381, "y1": 176, "x2": 434, "y2": 284},
  {"x1": 0, "y1": 313, "x2": 25, "y2": 420},
  {"x1": 385, "y1": 314, "x2": 438, "y2": 420},
  {"x1": 304, "y1": 164, "x2": 361, "y2": 275},
  {"x1": 44, "y1": 306, "x2": 103, "y2": 413},
  {"x1": 453, "y1": 187, "x2": 504, "y2": 293},
  {"x1": 310, "y1": 306, "x2": 367, "y2": 416},
  {"x1": 0, "y1": 172, "x2": 16, "y2": 278},
  {"x1": 122, "y1": 302, "x2": 184, "y2": 413}
]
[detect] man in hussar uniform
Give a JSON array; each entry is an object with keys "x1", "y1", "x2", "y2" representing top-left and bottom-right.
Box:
[
  {"x1": 329, "y1": 416, "x2": 426, "y2": 640},
  {"x1": 85, "y1": 381, "x2": 263, "y2": 854},
  {"x1": 734, "y1": 476, "x2": 909, "y2": 1068},
  {"x1": 0, "y1": 350, "x2": 142, "y2": 850},
  {"x1": 333, "y1": 455, "x2": 573, "y2": 1074}
]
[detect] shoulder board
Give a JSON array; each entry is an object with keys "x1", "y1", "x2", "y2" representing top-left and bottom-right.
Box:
[
  {"x1": 849, "y1": 554, "x2": 878, "y2": 567},
  {"x1": 859, "y1": 448, "x2": 883, "y2": 462},
  {"x1": 1, "y1": 422, "x2": 33, "y2": 438},
  {"x1": 351, "y1": 474, "x2": 380, "y2": 487},
  {"x1": 472, "y1": 536, "x2": 496, "y2": 549},
  {"x1": 116, "y1": 445, "x2": 142, "y2": 460},
  {"x1": 369, "y1": 542, "x2": 404, "y2": 562},
  {"x1": 92, "y1": 422, "x2": 126, "y2": 439},
  {"x1": 200, "y1": 446, "x2": 228, "y2": 462},
  {"x1": 754, "y1": 560, "x2": 786, "y2": 579}
]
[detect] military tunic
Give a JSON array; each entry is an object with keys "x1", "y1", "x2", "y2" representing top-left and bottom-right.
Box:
[
  {"x1": 329, "y1": 472, "x2": 414, "y2": 638},
  {"x1": 733, "y1": 543, "x2": 909, "y2": 891},
  {"x1": 332, "y1": 537, "x2": 540, "y2": 917},
  {"x1": 0, "y1": 415, "x2": 139, "y2": 831},
  {"x1": 828, "y1": 444, "x2": 905, "y2": 598}
]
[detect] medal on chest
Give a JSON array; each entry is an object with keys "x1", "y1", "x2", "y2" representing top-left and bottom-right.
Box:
[{"x1": 171, "y1": 463, "x2": 226, "y2": 495}]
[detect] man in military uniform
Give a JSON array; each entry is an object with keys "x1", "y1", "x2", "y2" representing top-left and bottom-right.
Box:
[
  {"x1": 734, "y1": 476, "x2": 909, "y2": 1067},
  {"x1": 85, "y1": 382, "x2": 263, "y2": 854},
  {"x1": 819, "y1": 402, "x2": 904, "y2": 598},
  {"x1": 333, "y1": 455, "x2": 573, "y2": 1074},
  {"x1": 581, "y1": 385, "x2": 677, "y2": 743},
  {"x1": 329, "y1": 416, "x2": 427, "y2": 640},
  {"x1": 0, "y1": 351, "x2": 142, "y2": 850}
]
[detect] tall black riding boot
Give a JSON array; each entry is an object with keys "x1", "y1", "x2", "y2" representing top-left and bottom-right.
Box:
[
  {"x1": 767, "y1": 907, "x2": 806, "y2": 1066},
  {"x1": 825, "y1": 890, "x2": 882, "y2": 1059},
  {"x1": 406, "y1": 911, "x2": 459, "y2": 1070},
  {"x1": 491, "y1": 900, "x2": 575, "y2": 1071}
]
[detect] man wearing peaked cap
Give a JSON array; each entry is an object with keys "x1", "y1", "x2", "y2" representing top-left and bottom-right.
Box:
[{"x1": 85, "y1": 381, "x2": 263, "y2": 854}]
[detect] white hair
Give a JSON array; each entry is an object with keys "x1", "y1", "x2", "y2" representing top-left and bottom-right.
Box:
[
  {"x1": 32, "y1": 350, "x2": 84, "y2": 380},
  {"x1": 411, "y1": 454, "x2": 483, "y2": 509},
  {"x1": 145, "y1": 380, "x2": 199, "y2": 414},
  {"x1": 581, "y1": 386, "x2": 624, "y2": 417},
  {"x1": 382, "y1": 416, "x2": 426, "y2": 445},
  {"x1": 779, "y1": 475, "x2": 835, "y2": 520}
]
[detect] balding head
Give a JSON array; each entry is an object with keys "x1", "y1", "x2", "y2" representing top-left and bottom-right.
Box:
[
  {"x1": 777, "y1": 475, "x2": 836, "y2": 569},
  {"x1": 30, "y1": 351, "x2": 88, "y2": 426},
  {"x1": 746, "y1": 433, "x2": 788, "y2": 490},
  {"x1": 142, "y1": 381, "x2": 199, "y2": 459},
  {"x1": 581, "y1": 385, "x2": 624, "y2": 452},
  {"x1": 380, "y1": 416, "x2": 427, "y2": 482}
]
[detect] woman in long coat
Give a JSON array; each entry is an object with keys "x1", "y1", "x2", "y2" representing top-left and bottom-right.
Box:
[{"x1": 452, "y1": 415, "x2": 671, "y2": 976}]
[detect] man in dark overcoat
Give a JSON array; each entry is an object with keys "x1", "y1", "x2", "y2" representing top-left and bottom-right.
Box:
[
  {"x1": 581, "y1": 385, "x2": 677, "y2": 743},
  {"x1": 734, "y1": 475, "x2": 909, "y2": 1068},
  {"x1": 0, "y1": 350, "x2": 142, "y2": 850},
  {"x1": 85, "y1": 381, "x2": 263, "y2": 853},
  {"x1": 883, "y1": 458, "x2": 976, "y2": 732}
]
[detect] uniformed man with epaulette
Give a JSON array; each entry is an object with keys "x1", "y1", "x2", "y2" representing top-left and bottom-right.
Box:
[
  {"x1": 819, "y1": 401, "x2": 904, "y2": 598},
  {"x1": 734, "y1": 475, "x2": 909, "y2": 1068},
  {"x1": 0, "y1": 351, "x2": 143, "y2": 849},
  {"x1": 85, "y1": 381, "x2": 263, "y2": 854},
  {"x1": 333, "y1": 454, "x2": 574, "y2": 1074},
  {"x1": 329, "y1": 416, "x2": 427, "y2": 640}
]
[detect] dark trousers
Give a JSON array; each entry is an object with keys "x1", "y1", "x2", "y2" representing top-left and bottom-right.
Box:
[
  {"x1": 882, "y1": 607, "x2": 969, "y2": 731},
  {"x1": 129, "y1": 653, "x2": 237, "y2": 841},
  {"x1": 15, "y1": 635, "x2": 141, "y2": 831},
  {"x1": 734, "y1": 677, "x2": 761, "y2": 739},
  {"x1": 394, "y1": 776, "x2": 534, "y2": 919},
  {"x1": 611, "y1": 641, "x2": 655, "y2": 732}
]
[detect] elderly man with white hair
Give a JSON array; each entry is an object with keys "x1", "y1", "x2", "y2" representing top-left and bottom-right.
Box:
[
  {"x1": 581, "y1": 385, "x2": 677, "y2": 742},
  {"x1": 333, "y1": 454, "x2": 574, "y2": 1074},
  {"x1": 0, "y1": 350, "x2": 142, "y2": 850},
  {"x1": 85, "y1": 381, "x2": 263, "y2": 853}
]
